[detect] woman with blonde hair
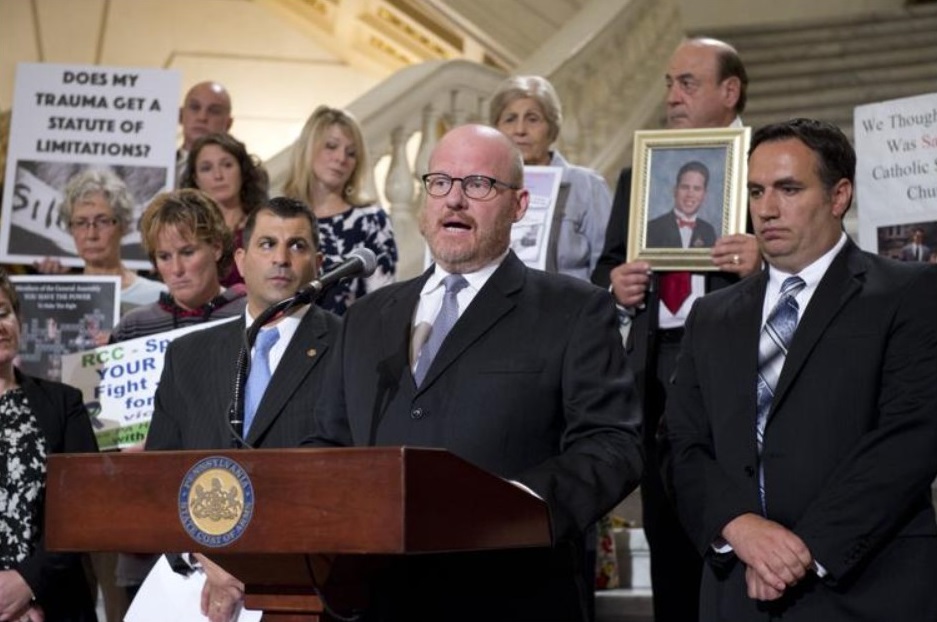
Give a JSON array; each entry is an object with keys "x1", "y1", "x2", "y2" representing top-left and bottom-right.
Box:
[
  {"x1": 489, "y1": 76, "x2": 612, "y2": 282},
  {"x1": 283, "y1": 105, "x2": 397, "y2": 315}
]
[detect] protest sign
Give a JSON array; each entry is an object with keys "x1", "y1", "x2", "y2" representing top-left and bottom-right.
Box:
[
  {"x1": 1, "y1": 63, "x2": 180, "y2": 269},
  {"x1": 854, "y1": 92, "x2": 937, "y2": 261},
  {"x1": 11, "y1": 275, "x2": 121, "y2": 381},
  {"x1": 61, "y1": 317, "x2": 239, "y2": 450},
  {"x1": 510, "y1": 166, "x2": 563, "y2": 271}
]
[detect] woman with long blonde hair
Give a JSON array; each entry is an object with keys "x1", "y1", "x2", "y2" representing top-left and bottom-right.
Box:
[{"x1": 283, "y1": 106, "x2": 397, "y2": 314}]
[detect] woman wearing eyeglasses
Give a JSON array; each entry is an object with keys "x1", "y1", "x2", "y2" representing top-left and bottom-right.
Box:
[
  {"x1": 489, "y1": 76, "x2": 612, "y2": 282},
  {"x1": 33, "y1": 168, "x2": 167, "y2": 315},
  {"x1": 283, "y1": 106, "x2": 397, "y2": 315}
]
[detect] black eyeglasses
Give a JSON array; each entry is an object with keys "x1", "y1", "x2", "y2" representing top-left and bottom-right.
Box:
[
  {"x1": 422, "y1": 173, "x2": 520, "y2": 201},
  {"x1": 69, "y1": 216, "x2": 119, "y2": 232}
]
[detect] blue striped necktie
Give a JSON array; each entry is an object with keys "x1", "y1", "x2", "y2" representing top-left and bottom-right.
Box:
[
  {"x1": 756, "y1": 276, "x2": 806, "y2": 513},
  {"x1": 413, "y1": 274, "x2": 468, "y2": 386}
]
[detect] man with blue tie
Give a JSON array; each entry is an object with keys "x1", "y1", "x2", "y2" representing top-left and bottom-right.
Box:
[
  {"x1": 666, "y1": 118, "x2": 937, "y2": 620},
  {"x1": 146, "y1": 196, "x2": 341, "y2": 622},
  {"x1": 307, "y1": 124, "x2": 642, "y2": 621}
]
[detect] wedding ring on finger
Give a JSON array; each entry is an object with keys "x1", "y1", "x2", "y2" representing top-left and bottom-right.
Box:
[{"x1": 732, "y1": 254, "x2": 740, "y2": 265}]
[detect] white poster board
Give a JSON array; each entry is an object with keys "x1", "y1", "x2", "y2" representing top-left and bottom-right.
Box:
[
  {"x1": 1, "y1": 63, "x2": 180, "y2": 269},
  {"x1": 510, "y1": 166, "x2": 563, "y2": 271},
  {"x1": 854, "y1": 92, "x2": 937, "y2": 261},
  {"x1": 60, "y1": 317, "x2": 239, "y2": 450}
]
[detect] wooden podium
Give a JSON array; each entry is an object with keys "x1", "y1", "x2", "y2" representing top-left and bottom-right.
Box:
[{"x1": 46, "y1": 447, "x2": 552, "y2": 621}]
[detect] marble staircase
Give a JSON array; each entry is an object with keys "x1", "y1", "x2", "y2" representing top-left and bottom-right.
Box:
[{"x1": 707, "y1": 3, "x2": 937, "y2": 139}]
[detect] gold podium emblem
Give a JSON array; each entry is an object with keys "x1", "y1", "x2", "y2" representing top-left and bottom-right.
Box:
[
  {"x1": 189, "y1": 469, "x2": 245, "y2": 534},
  {"x1": 179, "y1": 456, "x2": 254, "y2": 547}
]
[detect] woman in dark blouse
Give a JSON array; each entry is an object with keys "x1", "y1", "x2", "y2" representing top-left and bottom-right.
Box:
[{"x1": 0, "y1": 269, "x2": 98, "y2": 622}]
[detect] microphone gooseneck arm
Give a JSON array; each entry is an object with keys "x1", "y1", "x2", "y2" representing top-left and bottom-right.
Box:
[{"x1": 227, "y1": 248, "x2": 379, "y2": 448}]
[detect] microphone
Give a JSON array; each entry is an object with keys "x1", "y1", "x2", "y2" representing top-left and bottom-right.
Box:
[{"x1": 296, "y1": 247, "x2": 378, "y2": 303}]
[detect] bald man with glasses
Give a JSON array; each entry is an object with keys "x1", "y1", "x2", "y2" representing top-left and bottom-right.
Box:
[{"x1": 306, "y1": 124, "x2": 642, "y2": 622}]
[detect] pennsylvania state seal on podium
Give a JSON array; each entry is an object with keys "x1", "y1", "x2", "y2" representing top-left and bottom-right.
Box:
[{"x1": 179, "y1": 456, "x2": 254, "y2": 547}]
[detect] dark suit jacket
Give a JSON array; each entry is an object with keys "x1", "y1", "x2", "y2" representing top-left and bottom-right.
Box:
[
  {"x1": 666, "y1": 240, "x2": 937, "y2": 620},
  {"x1": 14, "y1": 371, "x2": 98, "y2": 622},
  {"x1": 146, "y1": 307, "x2": 340, "y2": 450},
  {"x1": 646, "y1": 210, "x2": 717, "y2": 249},
  {"x1": 308, "y1": 251, "x2": 643, "y2": 621},
  {"x1": 592, "y1": 168, "x2": 740, "y2": 435}
]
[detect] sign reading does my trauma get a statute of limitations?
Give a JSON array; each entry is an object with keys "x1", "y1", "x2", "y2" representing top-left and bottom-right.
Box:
[
  {"x1": 1, "y1": 63, "x2": 179, "y2": 270},
  {"x1": 61, "y1": 317, "x2": 238, "y2": 451}
]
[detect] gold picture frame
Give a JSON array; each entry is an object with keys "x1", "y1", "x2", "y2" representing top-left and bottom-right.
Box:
[{"x1": 626, "y1": 126, "x2": 750, "y2": 271}]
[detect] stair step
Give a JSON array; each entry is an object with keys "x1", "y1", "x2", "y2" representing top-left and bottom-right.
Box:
[
  {"x1": 708, "y1": 4, "x2": 937, "y2": 50},
  {"x1": 744, "y1": 76, "x2": 937, "y2": 115},
  {"x1": 747, "y1": 41, "x2": 937, "y2": 81}
]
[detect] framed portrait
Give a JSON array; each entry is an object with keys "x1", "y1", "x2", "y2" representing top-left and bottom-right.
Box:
[{"x1": 627, "y1": 127, "x2": 750, "y2": 270}]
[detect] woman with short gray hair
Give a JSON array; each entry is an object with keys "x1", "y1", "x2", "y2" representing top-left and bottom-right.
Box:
[
  {"x1": 33, "y1": 168, "x2": 166, "y2": 318},
  {"x1": 489, "y1": 75, "x2": 612, "y2": 281}
]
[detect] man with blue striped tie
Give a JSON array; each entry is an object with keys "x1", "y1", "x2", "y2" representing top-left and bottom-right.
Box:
[{"x1": 666, "y1": 118, "x2": 937, "y2": 621}]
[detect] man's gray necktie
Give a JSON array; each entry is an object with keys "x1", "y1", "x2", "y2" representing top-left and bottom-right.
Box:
[
  {"x1": 413, "y1": 274, "x2": 468, "y2": 386},
  {"x1": 244, "y1": 327, "x2": 280, "y2": 436},
  {"x1": 755, "y1": 276, "x2": 806, "y2": 513}
]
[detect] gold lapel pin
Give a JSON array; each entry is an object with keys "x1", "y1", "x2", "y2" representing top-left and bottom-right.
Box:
[{"x1": 306, "y1": 348, "x2": 317, "y2": 357}]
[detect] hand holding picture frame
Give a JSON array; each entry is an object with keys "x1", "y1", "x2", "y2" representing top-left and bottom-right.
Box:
[{"x1": 627, "y1": 127, "x2": 750, "y2": 271}]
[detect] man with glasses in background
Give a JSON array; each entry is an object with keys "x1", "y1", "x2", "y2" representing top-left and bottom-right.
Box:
[{"x1": 305, "y1": 124, "x2": 642, "y2": 622}]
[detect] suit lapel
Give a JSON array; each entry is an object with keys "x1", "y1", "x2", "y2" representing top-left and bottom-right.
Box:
[
  {"x1": 382, "y1": 271, "x2": 429, "y2": 366},
  {"x1": 245, "y1": 308, "x2": 331, "y2": 444},
  {"x1": 769, "y1": 242, "x2": 864, "y2": 420},
  {"x1": 728, "y1": 273, "x2": 768, "y2": 424},
  {"x1": 416, "y1": 254, "x2": 524, "y2": 392},
  {"x1": 665, "y1": 218, "x2": 682, "y2": 247},
  {"x1": 196, "y1": 318, "x2": 248, "y2": 445}
]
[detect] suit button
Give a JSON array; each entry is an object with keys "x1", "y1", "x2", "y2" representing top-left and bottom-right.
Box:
[
  {"x1": 744, "y1": 465, "x2": 755, "y2": 477},
  {"x1": 410, "y1": 408, "x2": 424, "y2": 420}
]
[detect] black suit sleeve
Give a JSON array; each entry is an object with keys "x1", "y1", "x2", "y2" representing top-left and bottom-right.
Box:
[
  {"x1": 663, "y1": 303, "x2": 760, "y2": 555},
  {"x1": 794, "y1": 266, "x2": 937, "y2": 580},
  {"x1": 17, "y1": 380, "x2": 98, "y2": 602},
  {"x1": 146, "y1": 340, "x2": 185, "y2": 450},
  {"x1": 514, "y1": 287, "x2": 644, "y2": 540},
  {"x1": 302, "y1": 318, "x2": 354, "y2": 448},
  {"x1": 592, "y1": 168, "x2": 633, "y2": 287}
]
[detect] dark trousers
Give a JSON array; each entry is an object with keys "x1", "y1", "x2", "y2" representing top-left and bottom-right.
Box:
[{"x1": 642, "y1": 336, "x2": 702, "y2": 622}]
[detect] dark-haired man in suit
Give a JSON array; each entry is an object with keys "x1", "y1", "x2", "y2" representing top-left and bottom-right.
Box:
[
  {"x1": 667, "y1": 118, "x2": 937, "y2": 620},
  {"x1": 646, "y1": 160, "x2": 718, "y2": 250},
  {"x1": 146, "y1": 196, "x2": 340, "y2": 622},
  {"x1": 307, "y1": 124, "x2": 642, "y2": 621}
]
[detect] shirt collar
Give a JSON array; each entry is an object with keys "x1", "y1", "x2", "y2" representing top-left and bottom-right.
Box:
[
  {"x1": 420, "y1": 251, "x2": 509, "y2": 296},
  {"x1": 767, "y1": 232, "x2": 848, "y2": 289}
]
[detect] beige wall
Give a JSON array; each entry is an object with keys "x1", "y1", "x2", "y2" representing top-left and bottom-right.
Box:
[{"x1": 679, "y1": 0, "x2": 907, "y2": 30}]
